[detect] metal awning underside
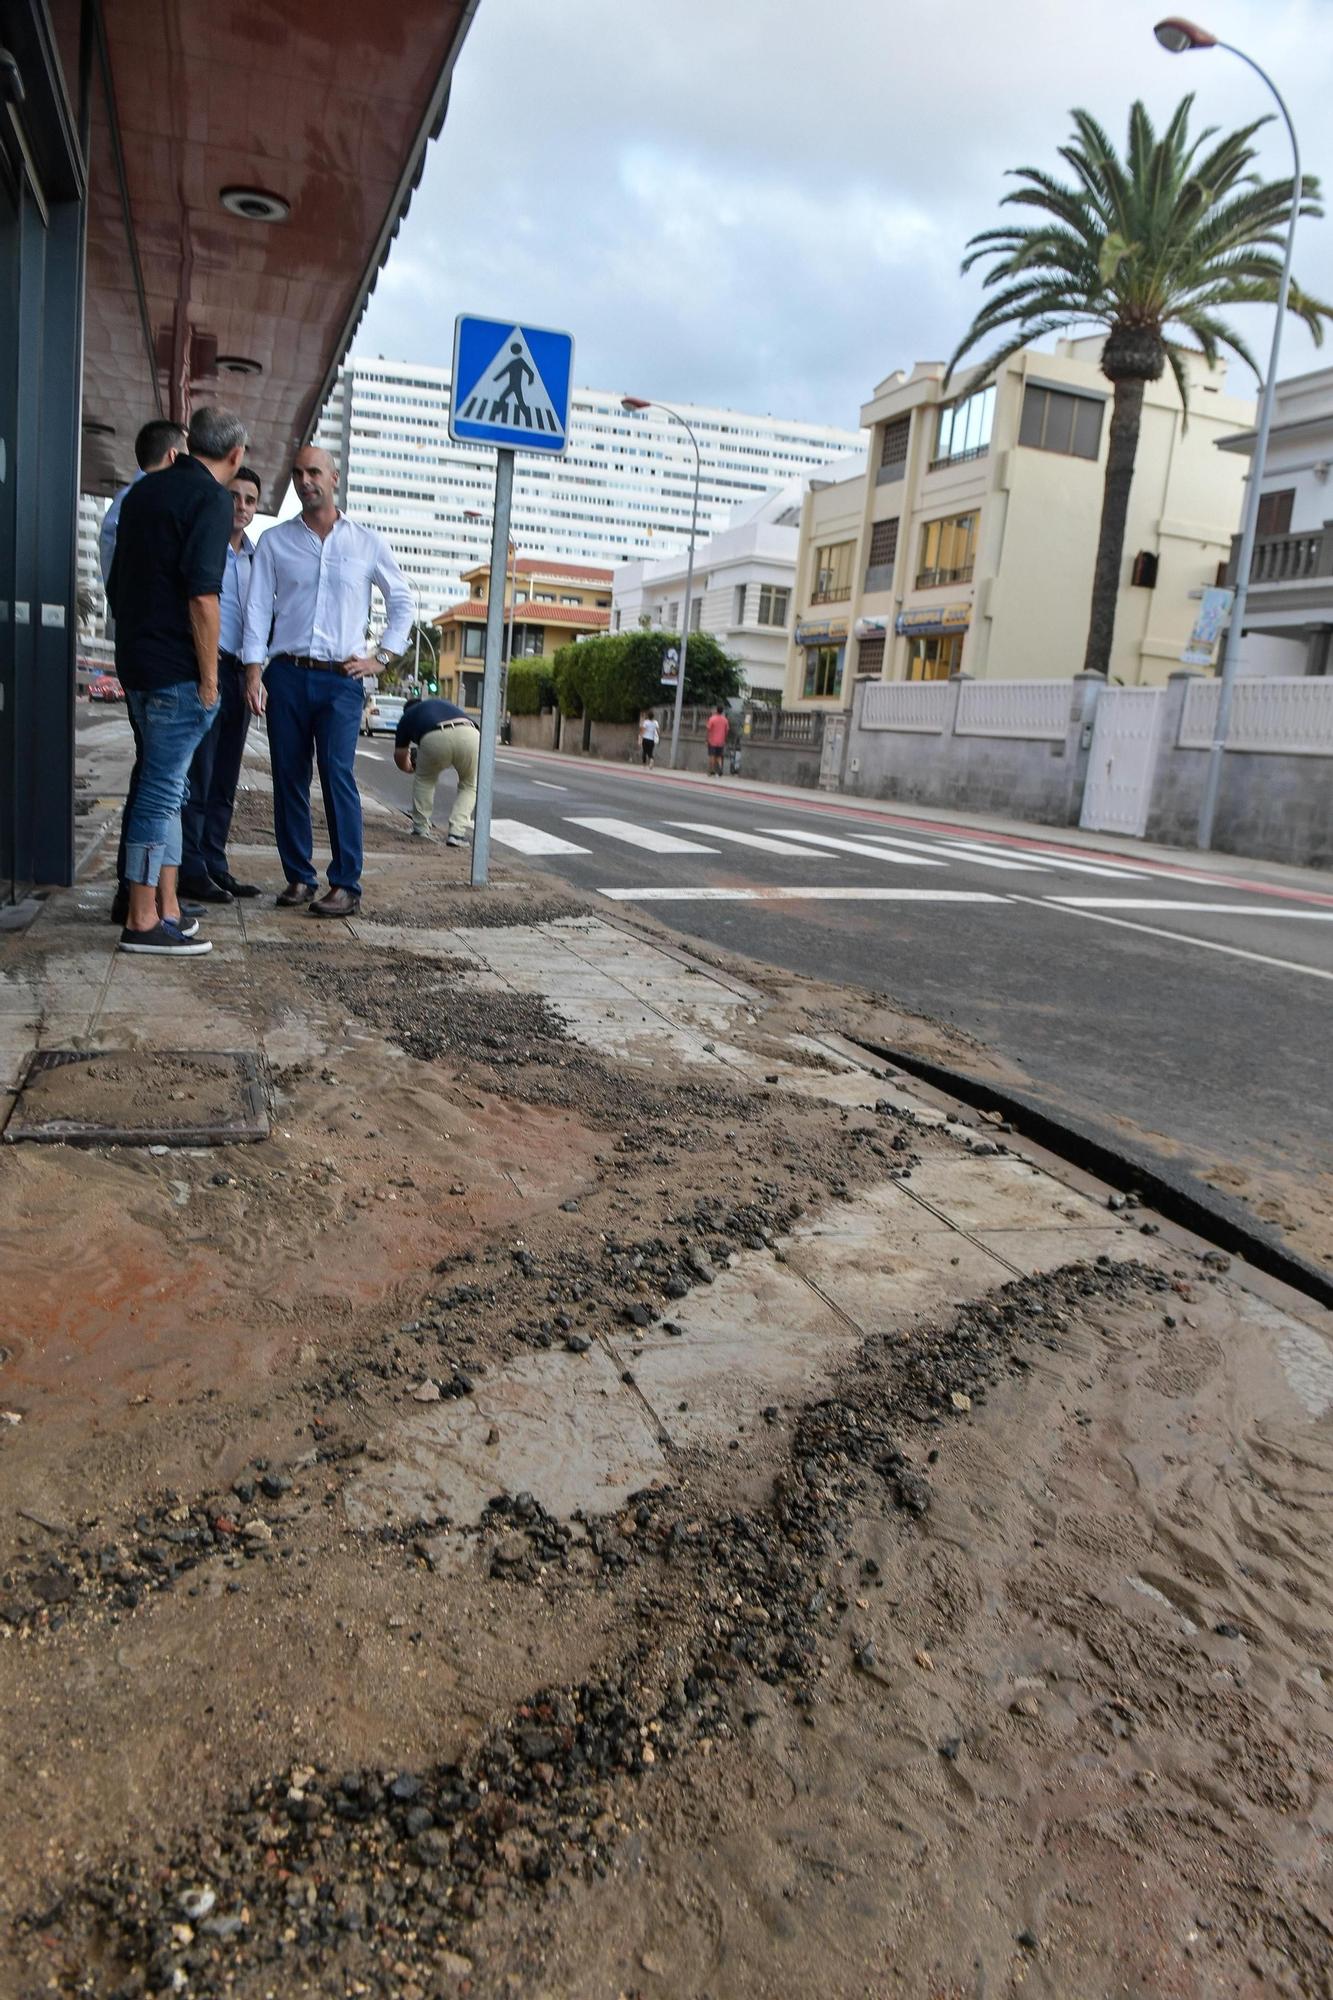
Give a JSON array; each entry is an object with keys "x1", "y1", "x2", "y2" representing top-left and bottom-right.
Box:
[{"x1": 54, "y1": 0, "x2": 477, "y2": 512}]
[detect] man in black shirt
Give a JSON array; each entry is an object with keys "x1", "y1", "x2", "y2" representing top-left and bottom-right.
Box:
[
  {"x1": 392, "y1": 696, "x2": 479, "y2": 847},
  {"x1": 107, "y1": 406, "x2": 247, "y2": 955}
]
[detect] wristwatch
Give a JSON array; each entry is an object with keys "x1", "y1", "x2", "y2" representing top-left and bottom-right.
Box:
[{"x1": 374, "y1": 647, "x2": 394, "y2": 667}]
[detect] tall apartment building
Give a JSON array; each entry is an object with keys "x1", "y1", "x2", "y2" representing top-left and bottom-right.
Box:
[
  {"x1": 315, "y1": 357, "x2": 863, "y2": 618},
  {"x1": 76, "y1": 492, "x2": 108, "y2": 639},
  {"x1": 784, "y1": 336, "x2": 1253, "y2": 707}
]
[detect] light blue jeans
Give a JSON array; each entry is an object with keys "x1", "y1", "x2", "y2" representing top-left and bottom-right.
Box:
[{"x1": 124, "y1": 682, "x2": 220, "y2": 887}]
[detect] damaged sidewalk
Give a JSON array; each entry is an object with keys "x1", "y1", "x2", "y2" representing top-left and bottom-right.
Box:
[{"x1": 1, "y1": 837, "x2": 1331, "y2": 2000}]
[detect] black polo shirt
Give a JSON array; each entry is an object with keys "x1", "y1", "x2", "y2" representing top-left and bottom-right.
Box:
[
  {"x1": 108, "y1": 455, "x2": 234, "y2": 691},
  {"x1": 395, "y1": 698, "x2": 474, "y2": 748}
]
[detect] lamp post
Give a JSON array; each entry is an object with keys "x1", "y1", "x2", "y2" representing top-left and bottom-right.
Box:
[
  {"x1": 622, "y1": 396, "x2": 702, "y2": 769},
  {"x1": 1155, "y1": 17, "x2": 1303, "y2": 850},
  {"x1": 411, "y1": 587, "x2": 438, "y2": 690}
]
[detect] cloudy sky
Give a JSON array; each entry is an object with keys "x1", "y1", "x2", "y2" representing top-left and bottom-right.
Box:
[{"x1": 353, "y1": 0, "x2": 1333, "y2": 430}]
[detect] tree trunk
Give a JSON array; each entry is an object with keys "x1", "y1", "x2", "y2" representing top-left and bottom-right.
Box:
[{"x1": 1081, "y1": 375, "x2": 1147, "y2": 679}]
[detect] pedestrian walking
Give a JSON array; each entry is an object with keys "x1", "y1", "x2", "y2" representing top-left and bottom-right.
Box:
[
  {"x1": 107, "y1": 406, "x2": 246, "y2": 956},
  {"x1": 639, "y1": 712, "x2": 660, "y2": 765},
  {"x1": 706, "y1": 703, "x2": 729, "y2": 776},
  {"x1": 101, "y1": 418, "x2": 188, "y2": 927},
  {"x1": 241, "y1": 446, "x2": 412, "y2": 917},
  {"x1": 393, "y1": 696, "x2": 480, "y2": 847},
  {"x1": 179, "y1": 465, "x2": 262, "y2": 903}
]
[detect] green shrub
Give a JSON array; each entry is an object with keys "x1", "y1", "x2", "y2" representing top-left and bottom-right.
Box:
[
  {"x1": 551, "y1": 630, "x2": 742, "y2": 723},
  {"x1": 506, "y1": 660, "x2": 556, "y2": 714}
]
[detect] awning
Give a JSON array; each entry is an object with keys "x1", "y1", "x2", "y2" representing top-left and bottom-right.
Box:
[
  {"x1": 896, "y1": 604, "x2": 971, "y2": 636},
  {"x1": 59, "y1": 0, "x2": 478, "y2": 509},
  {"x1": 795, "y1": 617, "x2": 849, "y2": 646},
  {"x1": 853, "y1": 616, "x2": 890, "y2": 641}
]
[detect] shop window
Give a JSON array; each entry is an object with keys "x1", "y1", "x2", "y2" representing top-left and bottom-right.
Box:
[
  {"x1": 906, "y1": 633, "x2": 963, "y2": 680},
  {"x1": 802, "y1": 645, "x2": 844, "y2": 699}
]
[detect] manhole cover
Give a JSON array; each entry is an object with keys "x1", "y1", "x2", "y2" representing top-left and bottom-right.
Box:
[{"x1": 2, "y1": 1050, "x2": 270, "y2": 1147}]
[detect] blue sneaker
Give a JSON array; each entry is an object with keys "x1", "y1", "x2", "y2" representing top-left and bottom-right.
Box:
[{"x1": 118, "y1": 919, "x2": 212, "y2": 957}]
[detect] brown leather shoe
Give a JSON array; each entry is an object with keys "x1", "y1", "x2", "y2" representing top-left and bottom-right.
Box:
[
  {"x1": 276, "y1": 880, "x2": 316, "y2": 907},
  {"x1": 308, "y1": 887, "x2": 361, "y2": 919}
]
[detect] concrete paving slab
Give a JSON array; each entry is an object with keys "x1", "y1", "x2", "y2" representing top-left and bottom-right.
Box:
[
  {"x1": 344, "y1": 1342, "x2": 667, "y2": 1534},
  {"x1": 970, "y1": 1226, "x2": 1143, "y2": 1277},
  {"x1": 898, "y1": 1153, "x2": 1116, "y2": 1233}
]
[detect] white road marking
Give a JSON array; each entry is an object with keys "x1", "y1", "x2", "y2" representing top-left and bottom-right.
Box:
[
  {"x1": 668, "y1": 822, "x2": 832, "y2": 857},
  {"x1": 941, "y1": 839, "x2": 1144, "y2": 879},
  {"x1": 1049, "y1": 898, "x2": 1333, "y2": 918},
  {"x1": 565, "y1": 816, "x2": 717, "y2": 853},
  {"x1": 792, "y1": 828, "x2": 1032, "y2": 870},
  {"x1": 532, "y1": 780, "x2": 568, "y2": 790},
  {"x1": 759, "y1": 828, "x2": 949, "y2": 867},
  {"x1": 598, "y1": 886, "x2": 1003, "y2": 903},
  {"x1": 489, "y1": 819, "x2": 590, "y2": 856},
  {"x1": 1019, "y1": 896, "x2": 1333, "y2": 981}
]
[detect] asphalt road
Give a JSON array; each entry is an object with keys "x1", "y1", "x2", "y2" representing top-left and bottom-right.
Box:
[{"x1": 351, "y1": 735, "x2": 1333, "y2": 1249}]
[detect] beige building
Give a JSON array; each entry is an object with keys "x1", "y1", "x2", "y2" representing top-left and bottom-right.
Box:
[
  {"x1": 433, "y1": 558, "x2": 612, "y2": 705},
  {"x1": 784, "y1": 336, "x2": 1253, "y2": 707}
]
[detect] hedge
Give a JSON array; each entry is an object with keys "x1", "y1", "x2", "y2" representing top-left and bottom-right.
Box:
[
  {"x1": 505, "y1": 661, "x2": 557, "y2": 714},
  {"x1": 551, "y1": 630, "x2": 741, "y2": 723}
]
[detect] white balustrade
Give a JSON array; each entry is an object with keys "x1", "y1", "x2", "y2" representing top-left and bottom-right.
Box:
[
  {"x1": 859, "y1": 681, "x2": 949, "y2": 733},
  {"x1": 1179, "y1": 675, "x2": 1333, "y2": 755},
  {"x1": 955, "y1": 678, "x2": 1068, "y2": 740}
]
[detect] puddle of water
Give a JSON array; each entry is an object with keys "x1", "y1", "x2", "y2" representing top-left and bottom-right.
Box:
[{"x1": 1277, "y1": 1325, "x2": 1333, "y2": 1418}]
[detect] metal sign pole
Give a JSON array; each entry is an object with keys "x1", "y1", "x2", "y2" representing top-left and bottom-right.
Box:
[{"x1": 470, "y1": 448, "x2": 515, "y2": 888}]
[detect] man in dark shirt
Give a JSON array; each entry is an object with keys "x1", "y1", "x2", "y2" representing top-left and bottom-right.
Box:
[
  {"x1": 107, "y1": 406, "x2": 247, "y2": 955},
  {"x1": 392, "y1": 696, "x2": 479, "y2": 847}
]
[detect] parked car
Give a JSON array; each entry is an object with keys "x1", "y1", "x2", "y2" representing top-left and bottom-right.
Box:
[
  {"x1": 88, "y1": 672, "x2": 125, "y2": 702},
  {"x1": 362, "y1": 692, "x2": 407, "y2": 737}
]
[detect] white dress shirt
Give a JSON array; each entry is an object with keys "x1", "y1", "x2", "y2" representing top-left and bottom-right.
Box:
[
  {"x1": 218, "y1": 535, "x2": 255, "y2": 656},
  {"x1": 241, "y1": 512, "x2": 413, "y2": 666}
]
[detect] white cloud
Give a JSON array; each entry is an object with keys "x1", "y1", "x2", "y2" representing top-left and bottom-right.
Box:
[{"x1": 353, "y1": 0, "x2": 1333, "y2": 424}]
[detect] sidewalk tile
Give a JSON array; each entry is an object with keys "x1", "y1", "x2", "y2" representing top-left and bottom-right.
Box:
[{"x1": 897, "y1": 1154, "x2": 1115, "y2": 1233}]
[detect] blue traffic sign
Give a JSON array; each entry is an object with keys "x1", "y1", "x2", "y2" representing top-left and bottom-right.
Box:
[{"x1": 449, "y1": 315, "x2": 574, "y2": 455}]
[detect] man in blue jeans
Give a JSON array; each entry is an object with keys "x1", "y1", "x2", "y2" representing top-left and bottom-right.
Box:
[
  {"x1": 107, "y1": 407, "x2": 247, "y2": 955},
  {"x1": 178, "y1": 464, "x2": 261, "y2": 903},
  {"x1": 241, "y1": 445, "x2": 412, "y2": 918}
]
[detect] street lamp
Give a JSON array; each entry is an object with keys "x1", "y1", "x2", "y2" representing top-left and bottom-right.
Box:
[
  {"x1": 1155, "y1": 17, "x2": 1303, "y2": 850},
  {"x1": 622, "y1": 395, "x2": 702, "y2": 769},
  {"x1": 411, "y1": 586, "x2": 438, "y2": 689}
]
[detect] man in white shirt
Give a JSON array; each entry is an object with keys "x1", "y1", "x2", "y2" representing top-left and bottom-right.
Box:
[
  {"x1": 179, "y1": 466, "x2": 261, "y2": 901},
  {"x1": 241, "y1": 446, "x2": 413, "y2": 917}
]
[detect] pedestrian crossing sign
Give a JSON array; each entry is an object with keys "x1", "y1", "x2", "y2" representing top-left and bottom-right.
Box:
[{"x1": 449, "y1": 314, "x2": 574, "y2": 455}]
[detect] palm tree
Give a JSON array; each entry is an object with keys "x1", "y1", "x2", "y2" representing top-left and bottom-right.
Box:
[{"x1": 946, "y1": 98, "x2": 1330, "y2": 679}]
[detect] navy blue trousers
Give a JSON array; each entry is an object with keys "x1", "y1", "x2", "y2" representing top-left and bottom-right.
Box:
[
  {"x1": 180, "y1": 654, "x2": 251, "y2": 883},
  {"x1": 264, "y1": 657, "x2": 364, "y2": 893}
]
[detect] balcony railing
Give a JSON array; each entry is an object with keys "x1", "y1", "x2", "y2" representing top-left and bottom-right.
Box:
[
  {"x1": 914, "y1": 563, "x2": 974, "y2": 590},
  {"x1": 927, "y1": 445, "x2": 989, "y2": 473},
  {"x1": 1229, "y1": 523, "x2": 1333, "y2": 587},
  {"x1": 810, "y1": 586, "x2": 852, "y2": 604}
]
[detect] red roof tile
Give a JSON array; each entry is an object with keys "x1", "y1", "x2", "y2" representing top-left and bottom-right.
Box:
[{"x1": 434, "y1": 602, "x2": 611, "y2": 629}]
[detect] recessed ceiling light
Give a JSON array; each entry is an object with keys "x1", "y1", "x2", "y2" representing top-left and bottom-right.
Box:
[
  {"x1": 220, "y1": 186, "x2": 289, "y2": 223},
  {"x1": 216, "y1": 355, "x2": 263, "y2": 376}
]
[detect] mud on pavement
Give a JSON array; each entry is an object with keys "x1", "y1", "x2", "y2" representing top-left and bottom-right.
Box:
[{"x1": 1, "y1": 853, "x2": 1331, "y2": 1999}]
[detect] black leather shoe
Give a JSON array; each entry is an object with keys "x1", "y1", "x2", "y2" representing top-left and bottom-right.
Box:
[
  {"x1": 276, "y1": 880, "x2": 317, "y2": 908},
  {"x1": 308, "y1": 887, "x2": 361, "y2": 918},
  {"x1": 214, "y1": 870, "x2": 261, "y2": 898},
  {"x1": 178, "y1": 874, "x2": 234, "y2": 904}
]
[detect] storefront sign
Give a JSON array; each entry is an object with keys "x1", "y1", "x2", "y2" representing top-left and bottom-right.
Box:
[
  {"x1": 794, "y1": 617, "x2": 849, "y2": 646},
  {"x1": 896, "y1": 604, "x2": 970, "y2": 636}
]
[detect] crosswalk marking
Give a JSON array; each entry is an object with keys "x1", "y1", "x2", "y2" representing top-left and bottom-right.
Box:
[
  {"x1": 668, "y1": 822, "x2": 832, "y2": 857},
  {"x1": 599, "y1": 886, "x2": 1004, "y2": 903},
  {"x1": 758, "y1": 828, "x2": 948, "y2": 867},
  {"x1": 489, "y1": 819, "x2": 590, "y2": 856},
  {"x1": 942, "y1": 839, "x2": 1143, "y2": 880},
  {"x1": 565, "y1": 817, "x2": 717, "y2": 853},
  {"x1": 850, "y1": 831, "x2": 1043, "y2": 871},
  {"x1": 1048, "y1": 898, "x2": 1333, "y2": 918}
]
